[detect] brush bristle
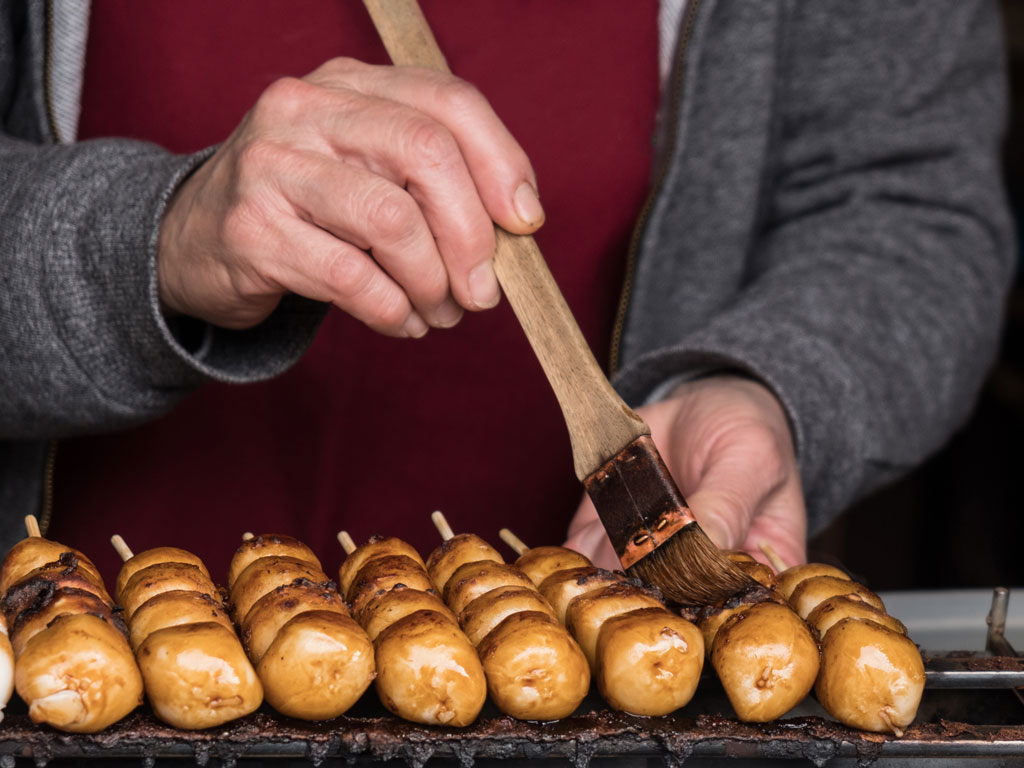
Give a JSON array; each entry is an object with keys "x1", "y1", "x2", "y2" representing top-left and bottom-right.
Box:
[{"x1": 626, "y1": 524, "x2": 756, "y2": 606}]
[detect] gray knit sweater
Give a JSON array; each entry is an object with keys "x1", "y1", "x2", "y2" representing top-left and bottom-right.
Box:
[{"x1": 0, "y1": 0, "x2": 1014, "y2": 554}]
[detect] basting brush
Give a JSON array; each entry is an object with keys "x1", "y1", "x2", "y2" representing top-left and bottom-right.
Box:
[{"x1": 362, "y1": 0, "x2": 755, "y2": 605}]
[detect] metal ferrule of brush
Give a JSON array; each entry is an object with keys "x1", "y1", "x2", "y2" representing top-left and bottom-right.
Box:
[{"x1": 583, "y1": 435, "x2": 697, "y2": 570}]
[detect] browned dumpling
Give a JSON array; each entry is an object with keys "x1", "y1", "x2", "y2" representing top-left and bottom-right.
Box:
[
  {"x1": 513, "y1": 546, "x2": 592, "y2": 588},
  {"x1": 240, "y1": 582, "x2": 348, "y2": 662},
  {"x1": 459, "y1": 585, "x2": 556, "y2": 647},
  {"x1": 0, "y1": 537, "x2": 103, "y2": 596},
  {"x1": 805, "y1": 595, "x2": 907, "y2": 640},
  {"x1": 537, "y1": 567, "x2": 627, "y2": 624},
  {"x1": 815, "y1": 617, "x2": 924, "y2": 736},
  {"x1": 357, "y1": 585, "x2": 454, "y2": 642},
  {"x1": 775, "y1": 563, "x2": 849, "y2": 601},
  {"x1": 115, "y1": 547, "x2": 211, "y2": 604},
  {"x1": 128, "y1": 590, "x2": 234, "y2": 651},
  {"x1": 9, "y1": 588, "x2": 121, "y2": 656},
  {"x1": 725, "y1": 550, "x2": 757, "y2": 564},
  {"x1": 596, "y1": 607, "x2": 704, "y2": 716},
  {"x1": 4, "y1": 556, "x2": 113, "y2": 615},
  {"x1": 425, "y1": 534, "x2": 503, "y2": 593},
  {"x1": 136, "y1": 621, "x2": 262, "y2": 729},
  {"x1": 790, "y1": 575, "x2": 884, "y2": 620},
  {"x1": 229, "y1": 556, "x2": 329, "y2": 623},
  {"x1": 564, "y1": 583, "x2": 665, "y2": 670},
  {"x1": 338, "y1": 536, "x2": 426, "y2": 597},
  {"x1": 0, "y1": 628, "x2": 12, "y2": 719},
  {"x1": 15, "y1": 613, "x2": 144, "y2": 733},
  {"x1": 736, "y1": 561, "x2": 777, "y2": 589},
  {"x1": 711, "y1": 601, "x2": 819, "y2": 722},
  {"x1": 699, "y1": 604, "x2": 751, "y2": 659},
  {"x1": 696, "y1": 586, "x2": 783, "y2": 660},
  {"x1": 477, "y1": 611, "x2": 590, "y2": 721},
  {"x1": 257, "y1": 611, "x2": 375, "y2": 721},
  {"x1": 373, "y1": 609, "x2": 486, "y2": 727},
  {"x1": 443, "y1": 561, "x2": 536, "y2": 616},
  {"x1": 120, "y1": 562, "x2": 218, "y2": 621},
  {"x1": 347, "y1": 555, "x2": 434, "y2": 617},
  {"x1": 228, "y1": 534, "x2": 322, "y2": 590}
]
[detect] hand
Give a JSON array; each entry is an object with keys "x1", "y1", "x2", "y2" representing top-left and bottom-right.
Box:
[
  {"x1": 564, "y1": 375, "x2": 806, "y2": 571},
  {"x1": 157, "y1": 58, "x2": 544, "y2": 336}
]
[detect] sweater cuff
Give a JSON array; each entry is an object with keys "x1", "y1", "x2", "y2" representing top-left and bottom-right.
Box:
[
  {"x1": 144, "y1": 149, "x2": 329, "y2": 385},
  {"x1": 47, "y1": 143, "x2": 325, "y2": 415}
]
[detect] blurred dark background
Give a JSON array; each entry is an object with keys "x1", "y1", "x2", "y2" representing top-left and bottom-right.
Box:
[{"x1": 808, "y1": 1, "x2": 1024, "y2": 590}]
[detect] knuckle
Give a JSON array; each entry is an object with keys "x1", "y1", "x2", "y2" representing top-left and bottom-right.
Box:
[
  {"x1": 254, "y1": 76, "x2": 312, "y2": 121},
  {"x1": 220, "y1": 199, "x2": 269, "y2": 254},
  {"x1": 330, "y1": 257, "x2": 408, "y2": 330},
  {"x1": 305, "y1": 57, "x2": 375, "y2": 92},
  {"x1": 436, "y1": 77, "x2": 486, "y2": 116},
  {"x1": 324, "y1": 248, "x2": 375, "y2": 297},
  {"x1": 418, "y1": 263, "x2": 451, "y2": 307},
  {"x1": 363, "y1": 186, "x2": 421, "y2": 246},
  {"x1": 374, "y1": 293, "x2": 411, "y2": 330},
  {"x1": 323, "y1": 56, "x2": 363, "y2": 75},
  {"x1": 235, "y1": 138, "x2": 286, "y2": 176},
  {"x1": 403, "y1": 117, "x2": 460, "y2": 169},
  {"x1": 232, "y1": 139, "x2": 292, "y2": 202},
  {"x1": 462, "y1": 221, "x2": 496, "y2": 262}
]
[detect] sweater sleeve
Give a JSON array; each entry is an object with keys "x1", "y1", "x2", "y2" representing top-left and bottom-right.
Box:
[
  {"x1": 0, "y1": 20, "x2": 325, "y2": 440},
  {"x1": 614, "y1": 1, "x2": 1015, "y2": 536}
]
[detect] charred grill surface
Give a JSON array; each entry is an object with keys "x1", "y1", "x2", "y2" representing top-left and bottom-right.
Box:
[
  {"x1": 0, "y1": 709, "x2": 1021, "y2": 765},
  {"x1": 0, "y1": 653, "x2": 1021, "y2": 764}
]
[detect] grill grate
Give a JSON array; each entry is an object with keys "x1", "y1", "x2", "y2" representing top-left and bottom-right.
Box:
[{"x1": 0, "y1": 589, "x2": 1020, "y2": 765}]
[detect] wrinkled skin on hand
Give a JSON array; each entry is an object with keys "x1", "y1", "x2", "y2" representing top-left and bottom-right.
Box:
[
  {"x1": 158, "y1": 57, "x2": 544, "y2": 337},
  {"x1": 565, "y1": 376, "x2": 806, "y2": 571}
]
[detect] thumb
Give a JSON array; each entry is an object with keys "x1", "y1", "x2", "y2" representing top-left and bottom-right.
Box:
[
  {"x1": 683, "y1": 485, "x2": 758, "y2": 552},
  {"x1": 563, "y1": 498, "x2": 622, "y2": 571}
]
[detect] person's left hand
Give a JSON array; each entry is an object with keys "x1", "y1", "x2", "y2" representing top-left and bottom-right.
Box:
[{"x1": 563, "y1": 375, "x2": 806, "y2": 571}]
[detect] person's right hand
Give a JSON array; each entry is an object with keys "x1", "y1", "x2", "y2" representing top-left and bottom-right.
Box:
[{"x1": 157, "y1": 57, "x2": 545, "y2": 336}]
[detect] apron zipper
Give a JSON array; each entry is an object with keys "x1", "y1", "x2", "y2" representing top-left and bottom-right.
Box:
[
  {"x1": 42, "y1": 0, "x2": 64, "y2": 144},
  {"x1": 39, "y1": 440, "x2": 58, "y2": 536},
  {"x1": 39, "y1": 0, "x2": 61, "y2": 536},
  {"x1": 608, "y1": 0, "x2": 702, "y2": 375}
]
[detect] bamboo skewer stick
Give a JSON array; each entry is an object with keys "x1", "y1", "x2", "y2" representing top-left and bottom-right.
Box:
[
  {"x1": 431, "y1": 511, "x2": 455, "y2": 542},
  {"x1": 337, "y1": 531, "x2": 356, "y2": 556},
  {"x1": 758, "y1": 542, "x2": 788, "y2": 573},
  {"x1": 24, "y1": 515, "x2": 40, "y2": 538},
  {"x1": 110, "y1": 535, "x2": 134, "y2": 562},
  {"x1": 242, "y1": 532, "x2": 254, "y2": 541},
  {"x1": 498, "y1": 528, "x2": 528, "y2": 556}
]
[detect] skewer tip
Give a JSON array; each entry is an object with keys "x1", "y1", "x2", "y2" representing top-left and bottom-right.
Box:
[
  {"x1": 337, "y1": 530, "x2": 356, "y2": 555},
  {"x1": 758, "y1": 541, "x2": 789, "y2": 573},
  {"x1": 241, "y1": 532, "x2": 254, "y2": 541},
  {"x1": 498, "y1": 528, "x2": 529, "y2": 556},
  {"x1": 110, "y1": 534, "x2": 134, "y2": 562},
  {"x1": 431, "y1": 510, "x2": 455, "y2": 541},
  {"x1": 23, "y1": 515, "x2": 40, "y2": 538}
]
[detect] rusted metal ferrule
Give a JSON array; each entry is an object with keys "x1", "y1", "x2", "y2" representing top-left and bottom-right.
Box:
[{"x1": 582, "y1": 435, "x2": 697, "y2": 570}]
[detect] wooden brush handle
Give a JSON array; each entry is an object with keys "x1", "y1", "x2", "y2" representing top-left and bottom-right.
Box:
[{"x1": 363, "y1": 0, "x2": 650, "y2": 480}]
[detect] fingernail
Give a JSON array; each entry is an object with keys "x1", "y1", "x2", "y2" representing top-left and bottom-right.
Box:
[
  {"x1": 468, "y1": 260, "x2": 500, "y2": 309},
  {"x1": 433, "y1": 299, "x2": 463, "y2": 328},
  {"x1": 403, "y1": 311, "x2": 429, "y2": 338},
  {"x1": 701, "y1": 519, "x2": 731, "y2": 550},
  {"x1": 513, "y1": 181, "x2": 545, "y2": 228}
]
